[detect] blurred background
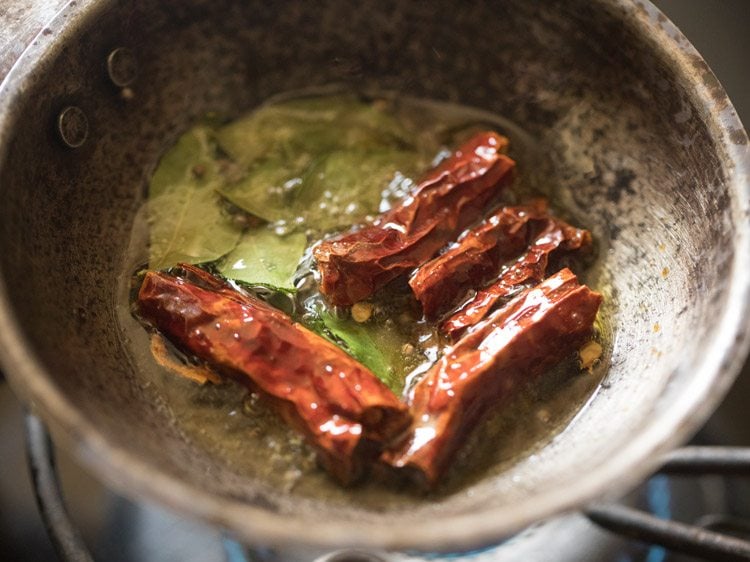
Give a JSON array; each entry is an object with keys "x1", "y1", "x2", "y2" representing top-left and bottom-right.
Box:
[
  {"x1": 0, "y1": 1, "x2": 748, "y2": 560},
  {"x1": 655, "y1": 0, "x2": 749, "y2": 122}
]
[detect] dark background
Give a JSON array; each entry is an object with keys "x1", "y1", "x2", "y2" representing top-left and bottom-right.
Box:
[{"x1": 655, "y1": 0, "x2": 749, "y2": 123}]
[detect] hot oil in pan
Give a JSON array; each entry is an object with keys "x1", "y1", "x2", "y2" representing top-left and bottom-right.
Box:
[{"x1": 116, "y1": 91, "x2": 611, "y2": 505}]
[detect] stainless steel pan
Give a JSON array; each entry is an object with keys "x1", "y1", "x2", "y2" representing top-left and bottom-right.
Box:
[{"x1": 0, "y1": 0, "x2": 748, "y2": 553}]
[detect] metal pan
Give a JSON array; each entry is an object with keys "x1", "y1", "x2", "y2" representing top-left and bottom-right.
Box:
[{"x1": 0, "y1": 0, "x2": 748, "y2": 553}]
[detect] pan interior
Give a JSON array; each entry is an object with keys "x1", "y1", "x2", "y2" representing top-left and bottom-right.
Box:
[{"x1": 0, "y1": 0, "x2": 744, "y2": 549}]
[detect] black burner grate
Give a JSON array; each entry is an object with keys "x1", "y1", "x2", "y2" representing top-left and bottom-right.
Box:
[{"x1": 25, "y1": 413, "x2": 93, "y2": 562}]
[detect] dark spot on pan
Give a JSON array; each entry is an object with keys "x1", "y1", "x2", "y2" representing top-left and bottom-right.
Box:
[
  {"x1": 332, "y1": 56, "x2": 363, "y2": 77},
  {"x1": 604, "y1": 211, "x2": 621, "y2": 241},
  {"x1": 606, "y1": 168, "x2": 637, "y2": 204},
  {"x1": 689, "y1": 55, "x2": 729, "y2": 110},
  {"x1": 42, "y1": 28, "x2": 53, "y2": 36},
  {"x1": 713, "y1": 189, "x2": 730, "y2": 213},
  {"x1": 608, "y1": 223, "x2": 621, "y2": 241},
  {"x1": 728, "y1": 127, "x2": 748, "y2": 145},
  {"x1": 634, "y1": 1, "x2": 649, "y2": 18},
  {"x1": 242, "y1": 493, "x2": 277, "y2": 512},
  {"x1": 737, "y1": 330, "x2": 747, "y2": 345}
]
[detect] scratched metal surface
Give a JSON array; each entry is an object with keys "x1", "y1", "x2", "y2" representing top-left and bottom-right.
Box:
[
  {"x1": 0, "y1": 2, "x2": 231, "y2": 561},
  {"x1": 0, "y1": 0, "x2": 748, "y2": 551},
  {"x1": 0, "y1": 1, "x2": 67, "y2": 78},
  {"x1": 0, "y1": 1, "x2": 748, "y2": 561}
]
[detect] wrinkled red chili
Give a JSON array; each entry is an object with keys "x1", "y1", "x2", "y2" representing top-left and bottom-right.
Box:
[
  {"x1": 137, "y1": 264, "x2": 411, "y2": 485},
  {"x1": 409, "y1": 200, "x2": 550, "y2": 320},
  {"x1": 382, "y1": 268, "x2": 602, "y2": 488},
  {"x1": 314, "y1": 131, "x2": 516, "y2": 306},
  {"x1": 441, "y1": 215, "x2": 592, "y2": 339}
]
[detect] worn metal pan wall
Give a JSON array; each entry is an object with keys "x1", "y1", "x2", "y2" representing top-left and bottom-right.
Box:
[{"x1": 0, "y1": 0, "x2": 748, "y2": 552}]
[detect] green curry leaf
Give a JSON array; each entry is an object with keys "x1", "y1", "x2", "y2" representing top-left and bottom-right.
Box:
[
  {"x1": 148, "y1": 127, "x2": 243, "y2": 269},
  {"x1": 216, "y1": 153, "x2": 322, "y2": 224},
  {"x1": 214, "y1": 96, "x2": 426, "y2": 233},
  {"x1": 215, "y1": 95, "x2": 413, "y2": 166},
  {"x1": 292, "y1": 149, "x2": 420, "y2": 231},
  {"x1": 318, "y1": 311, "x2": 407, "y2": 392},
  {"x1": 218, "y1": 228, "x2": 307, "y2": 291}
]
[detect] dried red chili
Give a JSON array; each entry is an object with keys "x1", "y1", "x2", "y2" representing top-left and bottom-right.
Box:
[
  {"x1": 382, "y1": 268, "x2": 602, "y2": 488},
  {"x1": 314, "y1": 131, "x2": 516, "y2": 306},
  {"x1": 409, "y1": 200, "x2": 550, "y2": 320},
  {"x1": 441, "y1": 215, "x2": 592, "y2": 339},
  {"x1": 137, "y1": 264, "x2": 411, "y2": 485}
]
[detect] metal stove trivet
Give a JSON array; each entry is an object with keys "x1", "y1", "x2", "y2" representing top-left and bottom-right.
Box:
[{"x1": 24, "y1": 412, "x2": 750, "y2": 562}]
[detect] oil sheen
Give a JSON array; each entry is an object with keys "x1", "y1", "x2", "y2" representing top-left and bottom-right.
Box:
[{"x1": 116, "y1": 91, "x2": 610, "y2": 504}]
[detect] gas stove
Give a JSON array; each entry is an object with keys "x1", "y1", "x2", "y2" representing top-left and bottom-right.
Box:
[{"x1": 1, "y1": 2, "x2": 749, "y2": 561}]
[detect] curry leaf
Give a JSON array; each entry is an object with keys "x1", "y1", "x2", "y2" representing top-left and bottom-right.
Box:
[
  {"x1": 318, "y1": 311, "x2": 407, "y2": 392},
  {"x1": 218, "y1": 228, "x2": 308, "y2": 291},
  {"x1": 214, "y1": 95, "x2": 424, "y2": 233},
  {"x1": 216, "y1": 153, "x2": 319, "y2": 224},
  {"x1": 215, "y1": 95, "x2": 413, "y2": 167},
  {"x1": 292, "y1": 149, "x2": 422, "y2": 231},
  {"x1": 148, "y1": 127, "x2": 243, "y2": 269}
]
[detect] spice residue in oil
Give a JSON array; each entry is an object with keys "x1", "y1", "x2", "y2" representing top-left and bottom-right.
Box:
[{"x1": 117, "y1": 90, "x2": 609, "y2": 499}]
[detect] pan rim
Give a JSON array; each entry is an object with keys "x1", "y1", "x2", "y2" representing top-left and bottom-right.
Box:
[{"x1": 0, "y1": 0, "x2": 748, "y2": 552}]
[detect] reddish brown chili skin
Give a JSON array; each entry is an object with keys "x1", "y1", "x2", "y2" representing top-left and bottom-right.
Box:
[
  {"x1": 314, "y1": 131, "x2": 515, "y2": 306},
  {"x1": 441, "y1": 216, "x2": 592, "y2": 339},
  {"x1": 409, "y1": 200, "x2": 550, "y2": 320},
  {"x1": 382, "y1": 268, "x2": 602, "y2": 488},
  {"x1": 137, "y1": 265, "x2": 411, "y2": 485}
]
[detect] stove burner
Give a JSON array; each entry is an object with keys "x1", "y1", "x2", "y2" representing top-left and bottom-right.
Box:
[{"x1": 23, "y1": 411, "x2": 750, "y2": 562}]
